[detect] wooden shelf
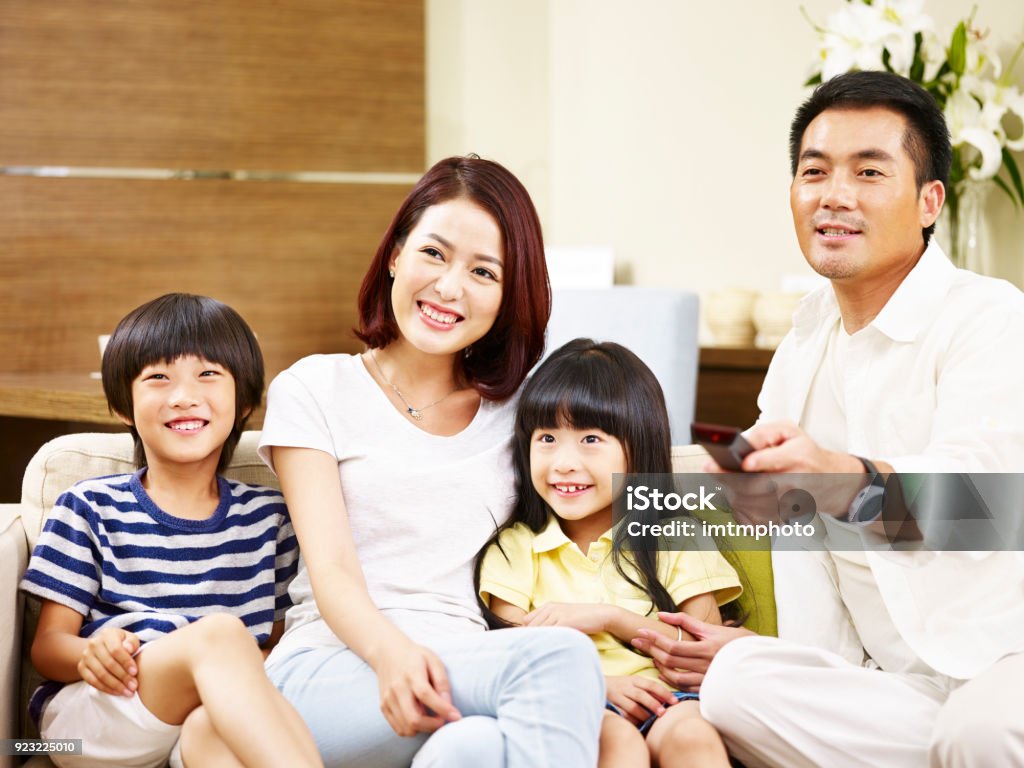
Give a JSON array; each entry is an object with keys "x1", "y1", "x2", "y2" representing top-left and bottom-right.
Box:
[
  {"x1": 0, "y1": 372, "x2": 265, "y2": 427},
  {"x1": 695, "y1": 347, "x2": 775, "y2": 429}
]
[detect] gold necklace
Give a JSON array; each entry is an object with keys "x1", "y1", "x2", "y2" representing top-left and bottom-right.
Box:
[{"x1": 369, "y1": 349, "x2": 458, "y2": 420}]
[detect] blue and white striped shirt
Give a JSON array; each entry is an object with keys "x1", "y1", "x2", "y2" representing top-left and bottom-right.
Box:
[{"x1": 21, "y1": 469, "x2": 298, "y2": 722}]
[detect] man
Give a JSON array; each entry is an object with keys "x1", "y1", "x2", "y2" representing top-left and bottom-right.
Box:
[{"x1": 633, "y1": 71, "x2": 1024, "y2": 767}]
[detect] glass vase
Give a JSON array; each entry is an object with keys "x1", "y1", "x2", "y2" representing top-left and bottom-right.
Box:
[{"x1": 939, "y1": 180, "x2": 993, "y2": 274}]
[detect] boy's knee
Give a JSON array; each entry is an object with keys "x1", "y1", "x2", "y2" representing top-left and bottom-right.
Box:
[
  {"x1": 186, "y1": 614, "x2": 258, "y2": 661},
  {"x1": 412, "y1": 716, "x2": 504, "y2": 768},
  {"x1": 191, "y1": 613, "x2": 250, "y2": 643}
]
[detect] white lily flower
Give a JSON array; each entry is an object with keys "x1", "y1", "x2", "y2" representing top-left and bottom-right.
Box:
[
  {"x1": 821, "y1": 2, "x2": 892, "y2": 80},
  {"x1": 919, "y1": 30, "x2": 947, "y2": 81},
  {"x1": 945, "y1": 87, "x2": 1003, "y2": 180},
  {"x1": 961, "y1": 128, "x2": 1004, "y2": 179},
  {"x1": 965, "y1": 29, "x2": 1002, "y2": 79},
  {"x1": 879, "y1": 0, "x2": 933, "y2": 74},
  {"x1": 998, "y1": 85, "x2": 1024, "y2": 151}
]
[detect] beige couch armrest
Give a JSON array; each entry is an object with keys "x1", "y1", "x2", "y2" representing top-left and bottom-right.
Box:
[
  {"x1": 671, "y1": 444, "x2": 711, "y2": 473},
  {"x1": 0, "y1": 504, "x2": 28, "y2": 768}
]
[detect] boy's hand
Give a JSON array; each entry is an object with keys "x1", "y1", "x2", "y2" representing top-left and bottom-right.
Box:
[
  {"x1": 522, "y1": 602, "x2": 614, "y2": 635},
  {"x1": 78, "y1": 627, "x2": 140, "y2": 697},
  {"x1": 605, "y1": 675, "x2": 678, "y2": 726}
]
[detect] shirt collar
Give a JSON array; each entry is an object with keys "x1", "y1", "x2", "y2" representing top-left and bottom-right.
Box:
[
  {"x1": 531, "y1": 515, "x2": 614, "y2": 553},
  {"x1": 791, "y1": 239, "x2": 955, "y2": 344},
  {"x1": 869, "y1": 239, "x2": 956, "y2": 342}
]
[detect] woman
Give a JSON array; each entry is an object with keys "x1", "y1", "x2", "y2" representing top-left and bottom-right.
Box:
[{"x1": 258, "y1": 156, "x2": 604, "y2": 767}]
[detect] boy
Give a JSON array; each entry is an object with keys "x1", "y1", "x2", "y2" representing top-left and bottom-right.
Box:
[{"x1": 20, "y1": 294, "x2": 322, "y2": 768}]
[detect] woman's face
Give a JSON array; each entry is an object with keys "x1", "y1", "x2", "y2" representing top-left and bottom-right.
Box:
[{"x1": 389, "y1": 198, "x2": 505, "y2": 357}]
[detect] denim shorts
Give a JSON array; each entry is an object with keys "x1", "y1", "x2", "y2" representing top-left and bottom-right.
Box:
[{"x1": 606, "y1": 690, "x2": 700, "y2": 736}]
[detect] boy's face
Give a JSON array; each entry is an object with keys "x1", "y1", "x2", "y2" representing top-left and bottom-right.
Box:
[{"x1": 119, "y1": 355, "x2": 238, "y2": 475}]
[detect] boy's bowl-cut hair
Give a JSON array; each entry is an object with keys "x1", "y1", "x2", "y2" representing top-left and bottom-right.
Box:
[{"x1": 101, "y1": 293, "x2": 265, "y2": 472}]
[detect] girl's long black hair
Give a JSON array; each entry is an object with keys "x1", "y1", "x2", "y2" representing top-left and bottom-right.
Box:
[{"x1": 475, "y1": 338, "x2": 687, "y2": 627}]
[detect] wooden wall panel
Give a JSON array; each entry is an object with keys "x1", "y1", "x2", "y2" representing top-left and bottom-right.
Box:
[
  {"x1": 0, "y1": 0, "x2": 424, "y2": 171},
  {"x1": 0, "y1": 176, "x2": 412, "y2": 377}
]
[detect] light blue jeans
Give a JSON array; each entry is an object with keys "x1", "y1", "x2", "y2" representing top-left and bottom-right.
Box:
[{"x1": 268, "y1": 626, "x2": 604, "y2": 768}]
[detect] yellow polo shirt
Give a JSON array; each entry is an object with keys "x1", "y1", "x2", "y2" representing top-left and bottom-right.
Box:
[{"x1": 479, "y1": 517, "x2": 742, "y2": 684}]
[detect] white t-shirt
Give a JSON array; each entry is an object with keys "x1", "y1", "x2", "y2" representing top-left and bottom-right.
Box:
[
  {"x1": 804, "y1": 320, "x2": 948, "y2": 696},
  {"x1": 258, "y1": 354, "x2": 517, "y2": 657}
]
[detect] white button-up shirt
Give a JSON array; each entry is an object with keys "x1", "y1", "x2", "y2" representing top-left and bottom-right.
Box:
[{"x1": 758, "y1": 241, "x2": 1024, "y2": 679}]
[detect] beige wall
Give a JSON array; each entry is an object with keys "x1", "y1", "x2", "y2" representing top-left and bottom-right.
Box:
[{"x1": 427, "y1": 0, "x2": 1024, "y2": 298}]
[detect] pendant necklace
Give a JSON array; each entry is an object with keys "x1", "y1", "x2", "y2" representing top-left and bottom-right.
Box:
[{"x1": 369, "y1": 349, "x2": 458, "y2": 420}]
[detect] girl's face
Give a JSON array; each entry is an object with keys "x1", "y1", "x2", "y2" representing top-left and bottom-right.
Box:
[
  {"x1": 530, "y1": 424, "x2": 627, "y2": 526},
  {"x1": 388, "y1": 198, "x2": 504, "y2": 358}
]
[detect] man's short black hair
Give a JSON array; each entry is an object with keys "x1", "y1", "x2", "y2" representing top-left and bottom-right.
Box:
[
  {"x1": 789, "y1": 70, "x2": 952, "y2": 244},
  {"x1": 101, "y1": 293, "x2": 264, "y2": 472}
]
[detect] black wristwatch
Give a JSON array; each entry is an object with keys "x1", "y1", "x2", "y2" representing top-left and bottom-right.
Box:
[{"x1": 847, "y1": 456, "x2": 886, "y2": 524}]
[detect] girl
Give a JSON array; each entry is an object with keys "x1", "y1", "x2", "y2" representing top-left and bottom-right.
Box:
[
  {"x1": 477, "y1": 338, "x2": 742, "y2": 768},
  {"x1": 258, "y1": 156, "x2": 604, "y2": 768}
]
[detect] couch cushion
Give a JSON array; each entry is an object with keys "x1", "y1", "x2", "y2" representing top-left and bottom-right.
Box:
[
  {"x1": 671, "y1": 445, "x2": 777, "y2": 636},
  {"x1": 20, "y1": 431, "x2": 276, "y2": 549}
]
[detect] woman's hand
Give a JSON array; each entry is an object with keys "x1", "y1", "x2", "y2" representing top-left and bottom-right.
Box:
[
  {"x1": 522, "y1": 602, "x2": 614, "y2": 635},
  {"x1": 604, "y1": 675, "x2": 678, "y2": 726},
  {"x1": 78, "y1": 627, "x2": 140, "y2": 696},
  {"x1": 632, "y1": 612, "x2": 755, "y2": 692},
  {"x1": 371, "y1": 638, "x2": 461, "y2": 737}
]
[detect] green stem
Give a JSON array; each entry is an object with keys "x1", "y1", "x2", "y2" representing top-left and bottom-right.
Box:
[
  {"x1": 799, "y1": 5, "x2": 826, "y2": 35},
  {"x1": 1000, "y1": 42, "x2": 1024, "y2": 88}
]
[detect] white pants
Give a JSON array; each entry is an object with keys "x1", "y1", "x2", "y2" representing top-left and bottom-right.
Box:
[{"x1": 700, "y1": 636, "x2": 1024, "y2": 768}]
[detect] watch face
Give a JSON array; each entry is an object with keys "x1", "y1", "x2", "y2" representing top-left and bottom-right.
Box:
[{"x1": 850, "y1": 485, "x2": 886, "y2": 524}]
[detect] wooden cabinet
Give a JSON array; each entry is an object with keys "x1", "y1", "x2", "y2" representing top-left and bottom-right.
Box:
[{"x1": 695, "y1": 347, "x2": 775, "y2": 430}]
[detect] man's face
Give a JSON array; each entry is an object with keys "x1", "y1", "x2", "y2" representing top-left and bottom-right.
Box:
[{"x1": 790, "y1": 107, "x2": 942, "y2": 283}]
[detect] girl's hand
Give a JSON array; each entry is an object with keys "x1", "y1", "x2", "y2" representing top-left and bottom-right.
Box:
[
  {"x1": 604, "y1": 675, "x2": 678, "y2": 726},
  {"x1": 522, "y1": 602, "x2": 614, "y2": 635},
  {"x1": 372, "y1": 639, "x2": 461, "y2": 737},
  {"x1": 78, "y1": 627, "x2": 140, "y2": 696}
]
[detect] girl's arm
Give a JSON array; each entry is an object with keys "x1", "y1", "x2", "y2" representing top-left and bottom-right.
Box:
[
  {"x1": 31, "y1": 600, "x2": 140, "y2": 696},
  {"x1": 523, "y1": 592, "x2": 723, "y2": 644},
  {"x1": 271, "y1": 446, "x2": 460, "y2": 736},
  {"x1": 608, "y1": 592, "x2": 722, "y2": 643},
  {"x1": 488, "y1": 595, "x2": 527, "y2": 625}
]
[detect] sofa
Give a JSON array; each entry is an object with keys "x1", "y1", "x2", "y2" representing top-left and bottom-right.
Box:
[{"x1": 1, "y1": 431, "x2": 775, "y2": 767}]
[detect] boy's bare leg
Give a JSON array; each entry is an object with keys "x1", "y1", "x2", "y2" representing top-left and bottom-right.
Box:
[
  {"x1": 134, "y1": 614, "x2": 321, "y2": 768},
  {"x1": 600, "y1": 711, "x2": 650, "y2": 768},
  {"x1": 180, "y1": 696, "x2": 321, "y2": 768},
  {"x1": 646, "y1": 701, "x2": 729, "y2": 768},
  {"x1": 179, "y1": 707, "x2": 244, "y2": 768}
]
